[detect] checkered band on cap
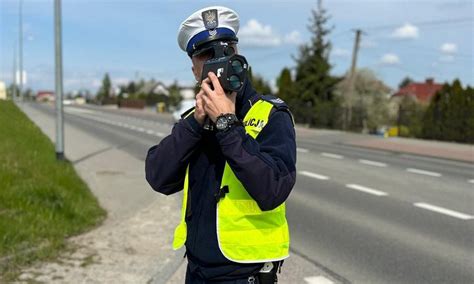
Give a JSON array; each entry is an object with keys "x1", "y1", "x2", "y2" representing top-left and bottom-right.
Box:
[{"x1": 177, "y1": 6, "x2": 240, "y2": 55}]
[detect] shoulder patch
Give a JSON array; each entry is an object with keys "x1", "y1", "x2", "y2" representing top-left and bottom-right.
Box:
[{"x1": 180, "y1": 106, "x2": 196, "y2": 119}]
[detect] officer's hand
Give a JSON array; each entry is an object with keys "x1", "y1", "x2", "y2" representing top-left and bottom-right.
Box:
[
  {"x1": 201, "y1": 72, "x2": 236, "y2": 123},
  {"x1": 194, "y1": 90, "x2": 206, "y2": 126}
]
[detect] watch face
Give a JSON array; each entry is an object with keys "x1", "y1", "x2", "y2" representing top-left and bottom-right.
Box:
[{"x1": 216, "y1": 116, "x2": 228, "y2": 130}]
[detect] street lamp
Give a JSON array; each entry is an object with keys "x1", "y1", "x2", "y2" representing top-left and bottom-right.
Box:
[
  {"x1": 54, "y1": 0, "x2": 65, "y2": 160},
  {"x1": 18, "y1": 0, "x2": 23, "y2": 101}
]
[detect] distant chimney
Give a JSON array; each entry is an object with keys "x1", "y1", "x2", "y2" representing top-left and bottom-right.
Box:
[{"x1": 426, "y1": 78, "x2": 434, "y2": 84}]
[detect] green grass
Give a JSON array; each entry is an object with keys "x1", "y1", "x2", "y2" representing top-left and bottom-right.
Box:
[{"x1": 0, "y1": 101, "x2": 106, "y2": 279}]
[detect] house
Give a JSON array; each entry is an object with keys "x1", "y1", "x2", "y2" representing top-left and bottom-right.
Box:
[
  {"x1": 0, "y1": 81, "x2": 6, "y2": 100},
  {"x1": 36, "y1": 91, "x2": 55, "y2": 102},
  {"x1": 138, "y1": 81, "x2": 169, "y2": 96},
  {"x1": 392, "y1": 78, "x2": 443, "y2": 104}
]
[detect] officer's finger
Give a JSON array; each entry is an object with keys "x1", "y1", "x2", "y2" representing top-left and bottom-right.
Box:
[
  {"x1": 208, "y1": 72, "x2": 224, "y2": 94},
  {"x1": 201, "y1": 78, "x2": 211, "y2": 91},
  {"x1": 195, "y1": 97, "x2": 202, "y2": 109},
  {"x1": 196, "y1": 92, "x2": 204, "y2": 100},
  {"x1": 195, "y1": 89, "x2": 205, "y2": 98},
  {"x1": 201, "y1": 79, "x2": 214, "y2": 96},
  {"x1": 229, "y1": 91, "x2": 237, "y2": 103}
]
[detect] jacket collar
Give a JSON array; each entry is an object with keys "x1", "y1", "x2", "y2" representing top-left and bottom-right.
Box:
[{"x1": 235, "y1": 78, "x2": 259, "y2": 120}]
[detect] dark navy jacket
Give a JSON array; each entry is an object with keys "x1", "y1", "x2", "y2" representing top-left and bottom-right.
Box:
[{"x1": 145, "y1": 80, "x2": 297, "y2": 281}]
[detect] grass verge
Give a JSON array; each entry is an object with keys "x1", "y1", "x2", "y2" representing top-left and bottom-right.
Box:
[{"x1": 0, "y1": 101, "x2": 106, "y2": 280}]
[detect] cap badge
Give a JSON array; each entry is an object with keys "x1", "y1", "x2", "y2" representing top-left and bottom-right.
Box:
[{"x1": 202, "y1": 9, "x2": 218, "y2": 30}]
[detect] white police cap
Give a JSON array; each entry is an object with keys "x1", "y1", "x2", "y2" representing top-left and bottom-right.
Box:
[{"x1": 178, "y1": 6, "x2": 240, "y2": 56}]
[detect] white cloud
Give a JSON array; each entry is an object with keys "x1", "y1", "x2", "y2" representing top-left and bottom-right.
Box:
[
  {"x1": 91, "y1": 79, "x2": 102, "y2": 88},
  {"x1": 239, "y1": 19, "x2": 300, "y2": 47},
  {"x1": 380, "y1": 53, "x2": 400, "y2": 65},
  {"x1": 332, "y1": 47, "x2": 350, "y2": 57},
  {"x1": 64, "y1": 78, "x2": 82, "y2": 87},
  {"x1": 440, "y1": 43, "x2": 457, "y2": 54},
  {"x1": 113, "y1": 77, "x2": 131, "y2": 86},
  {"x1": 284, "y1": 30, "x2": 302, "y2": 45},
  {"x1": 391, "y1": 23, "x2": 419, "y2": 39},
  {"x1": 360, "y1": 39, "x2": 377, "y2": 48},
  {"x1": 239, "y1": 19, "x2": 281, "y2": 47},
  {"x1": 439, "y1": 55, "x2": 455, "y2": 63}
]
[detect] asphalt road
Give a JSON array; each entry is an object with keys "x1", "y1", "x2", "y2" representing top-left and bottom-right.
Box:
[{"x1": 29, "y1": 103, "x2": 474, "y2": 284}]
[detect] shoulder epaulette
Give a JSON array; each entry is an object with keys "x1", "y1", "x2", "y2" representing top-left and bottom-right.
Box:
[
  {"x1": 180, "y1": 106, "x2": 196, "y2": 119},
  {"x1": 259, "y1": 94, "x2": 294, "y2": 126},
  {"x1": 259, "y1": 94, "x2": 288, "y2": 110}
]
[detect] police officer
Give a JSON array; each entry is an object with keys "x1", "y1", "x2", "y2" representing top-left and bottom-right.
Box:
[{"x1": 145, "y1": 6, "x2": 296, "y2": 283}]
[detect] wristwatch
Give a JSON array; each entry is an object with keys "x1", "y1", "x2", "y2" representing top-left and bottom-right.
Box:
[{"x1": 215, "y1": 113, "x2": 240, "y2": 132}]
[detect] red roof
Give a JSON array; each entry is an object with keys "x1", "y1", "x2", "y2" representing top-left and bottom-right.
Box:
[
  {"x1": 392, "y1": 78, "x2": 443, "y2": 103},
  {"x1": 36, "y1": 91, "x2": 54, "y2": 98}
]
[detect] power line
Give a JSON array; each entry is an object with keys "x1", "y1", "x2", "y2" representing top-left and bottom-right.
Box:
[{"x1": 361, "y1": 17, "x2": 473, "y2": 31}]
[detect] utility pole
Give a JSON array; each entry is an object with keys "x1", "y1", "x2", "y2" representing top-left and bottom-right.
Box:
[
  {"x1": 18, "y1": 0, "x2": 23, "y2": 101},
  {"x1": 54, "y1": 0, "x2": 65, "y2": 160},
  {"x1": 345, "y1": 29, "x2": 362, "y2": 130},
  {"x1": 12, "y1": 44, "x2": 17, "y2": 101}
]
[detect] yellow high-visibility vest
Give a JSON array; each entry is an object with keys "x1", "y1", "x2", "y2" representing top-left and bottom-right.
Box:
[{"x1": 173, "y1": 99, "x2": 290, "y2": 263}]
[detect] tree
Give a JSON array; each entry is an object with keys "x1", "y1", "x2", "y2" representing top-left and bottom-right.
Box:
[
  {"x1": 96, "y1": 73, "x2": 112, "y2": 101},
  {"x1": 291, "y1": 0, "x2": 340, "y2": 127},
  {"x1": 248, "y1": 67, "x2": 272, "y2": 95},
  {"x1": 422, "y1": 79, "x2": 474, "y2": 143},
  {"x1": 397, "y1": 95, "x2": 425, "y2": 137},
  {"x1": 398, "y1": 76, "x2": 414, "y2": 89},
  {"x1": 6, "y1": 84, "x2": 20, "y2": 99},
  {"x1": 276, "y1": 67, "x2": 293, "y2": 103},
  {"x1": 168, "y1": 80, "x2": 182, "y2": 108},
  {"x1": 336, "y1": 68, "x2": 392, "y2": 132}
]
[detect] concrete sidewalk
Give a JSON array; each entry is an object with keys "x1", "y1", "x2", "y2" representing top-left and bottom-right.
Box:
[
  {"x1": 16, "y1": 103, "x2": 184, "y2": 283},
  {"x1": 295, "y1": 126, "x2": 473, "y2": 163},
  {"x1": 344, "y1": 136, "x2": 474, "y2": 163},
  {"x1": 15, "y1": 103, "x2": 340, "y2": 284}
]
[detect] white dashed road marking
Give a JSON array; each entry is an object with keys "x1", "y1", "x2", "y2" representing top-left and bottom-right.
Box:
[
  {"x1": 468, "y1": 179, "x2": 474, "y2": 184},
  {"x1": 304, "y1": 276, "x2": 334, "y2": 284},
  {"x1": 346, "y1": 184, "x2": 388, "y2": 196},
  {"x1": 297, "y1": 148, "x2": 309, "y2": 153},
  {"x1": 359, "y1": 159, "x2": 387, "y2": 167},
  {"x1": 321, "y1": 152, "x2": 343, "y2": 159},
  {"x1": 414, "y1": 203, "x2": 474, "y2": 220},
  {"x1": 407, "y1": 168, "x2": 441, "y2": 177},
  {"x1": 299, "y1": 171, "x2": 329, "y2": 180},
  {"x1": 154, "y1": 132, "x2": 165, "y2": 137}
]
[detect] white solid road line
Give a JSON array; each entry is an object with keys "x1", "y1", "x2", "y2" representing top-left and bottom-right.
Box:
[
  {"x1": 407, "y1": 168, "x2": 442, "y2": 177},
  {"x1": 299, "y1": 171, "x2": 329, "y2": 180},
  {"x1": 346, "y1": 184, "x2": 388, "y2": 196},
  {"x1": 321, "y1": 152, "x2": 343, "y2": 159},
  {"x1": 359, "y1": 159, "x2": 387, "y2": 167},
  {"x1": 414, "y1": 203, "x2": 474, "y2": 220},
  {"x1": 304, "y1": 276, "x2": 334, "y2": 284},
  {"x1": 64, "y1": 108, "x2": 94, "y2": 114},
  {"x1": 297, "y1": 148, "x2": 309, "y2": 153}
]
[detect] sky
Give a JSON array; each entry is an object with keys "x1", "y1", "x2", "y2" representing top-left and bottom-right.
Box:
[{"x1": 0, "y1": 0, "x2": 473, "y2": 94}]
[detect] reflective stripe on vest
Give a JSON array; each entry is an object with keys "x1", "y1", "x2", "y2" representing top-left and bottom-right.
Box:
[{"x1": 172, "y1": 99, "x2": 290, "y2": 263}]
